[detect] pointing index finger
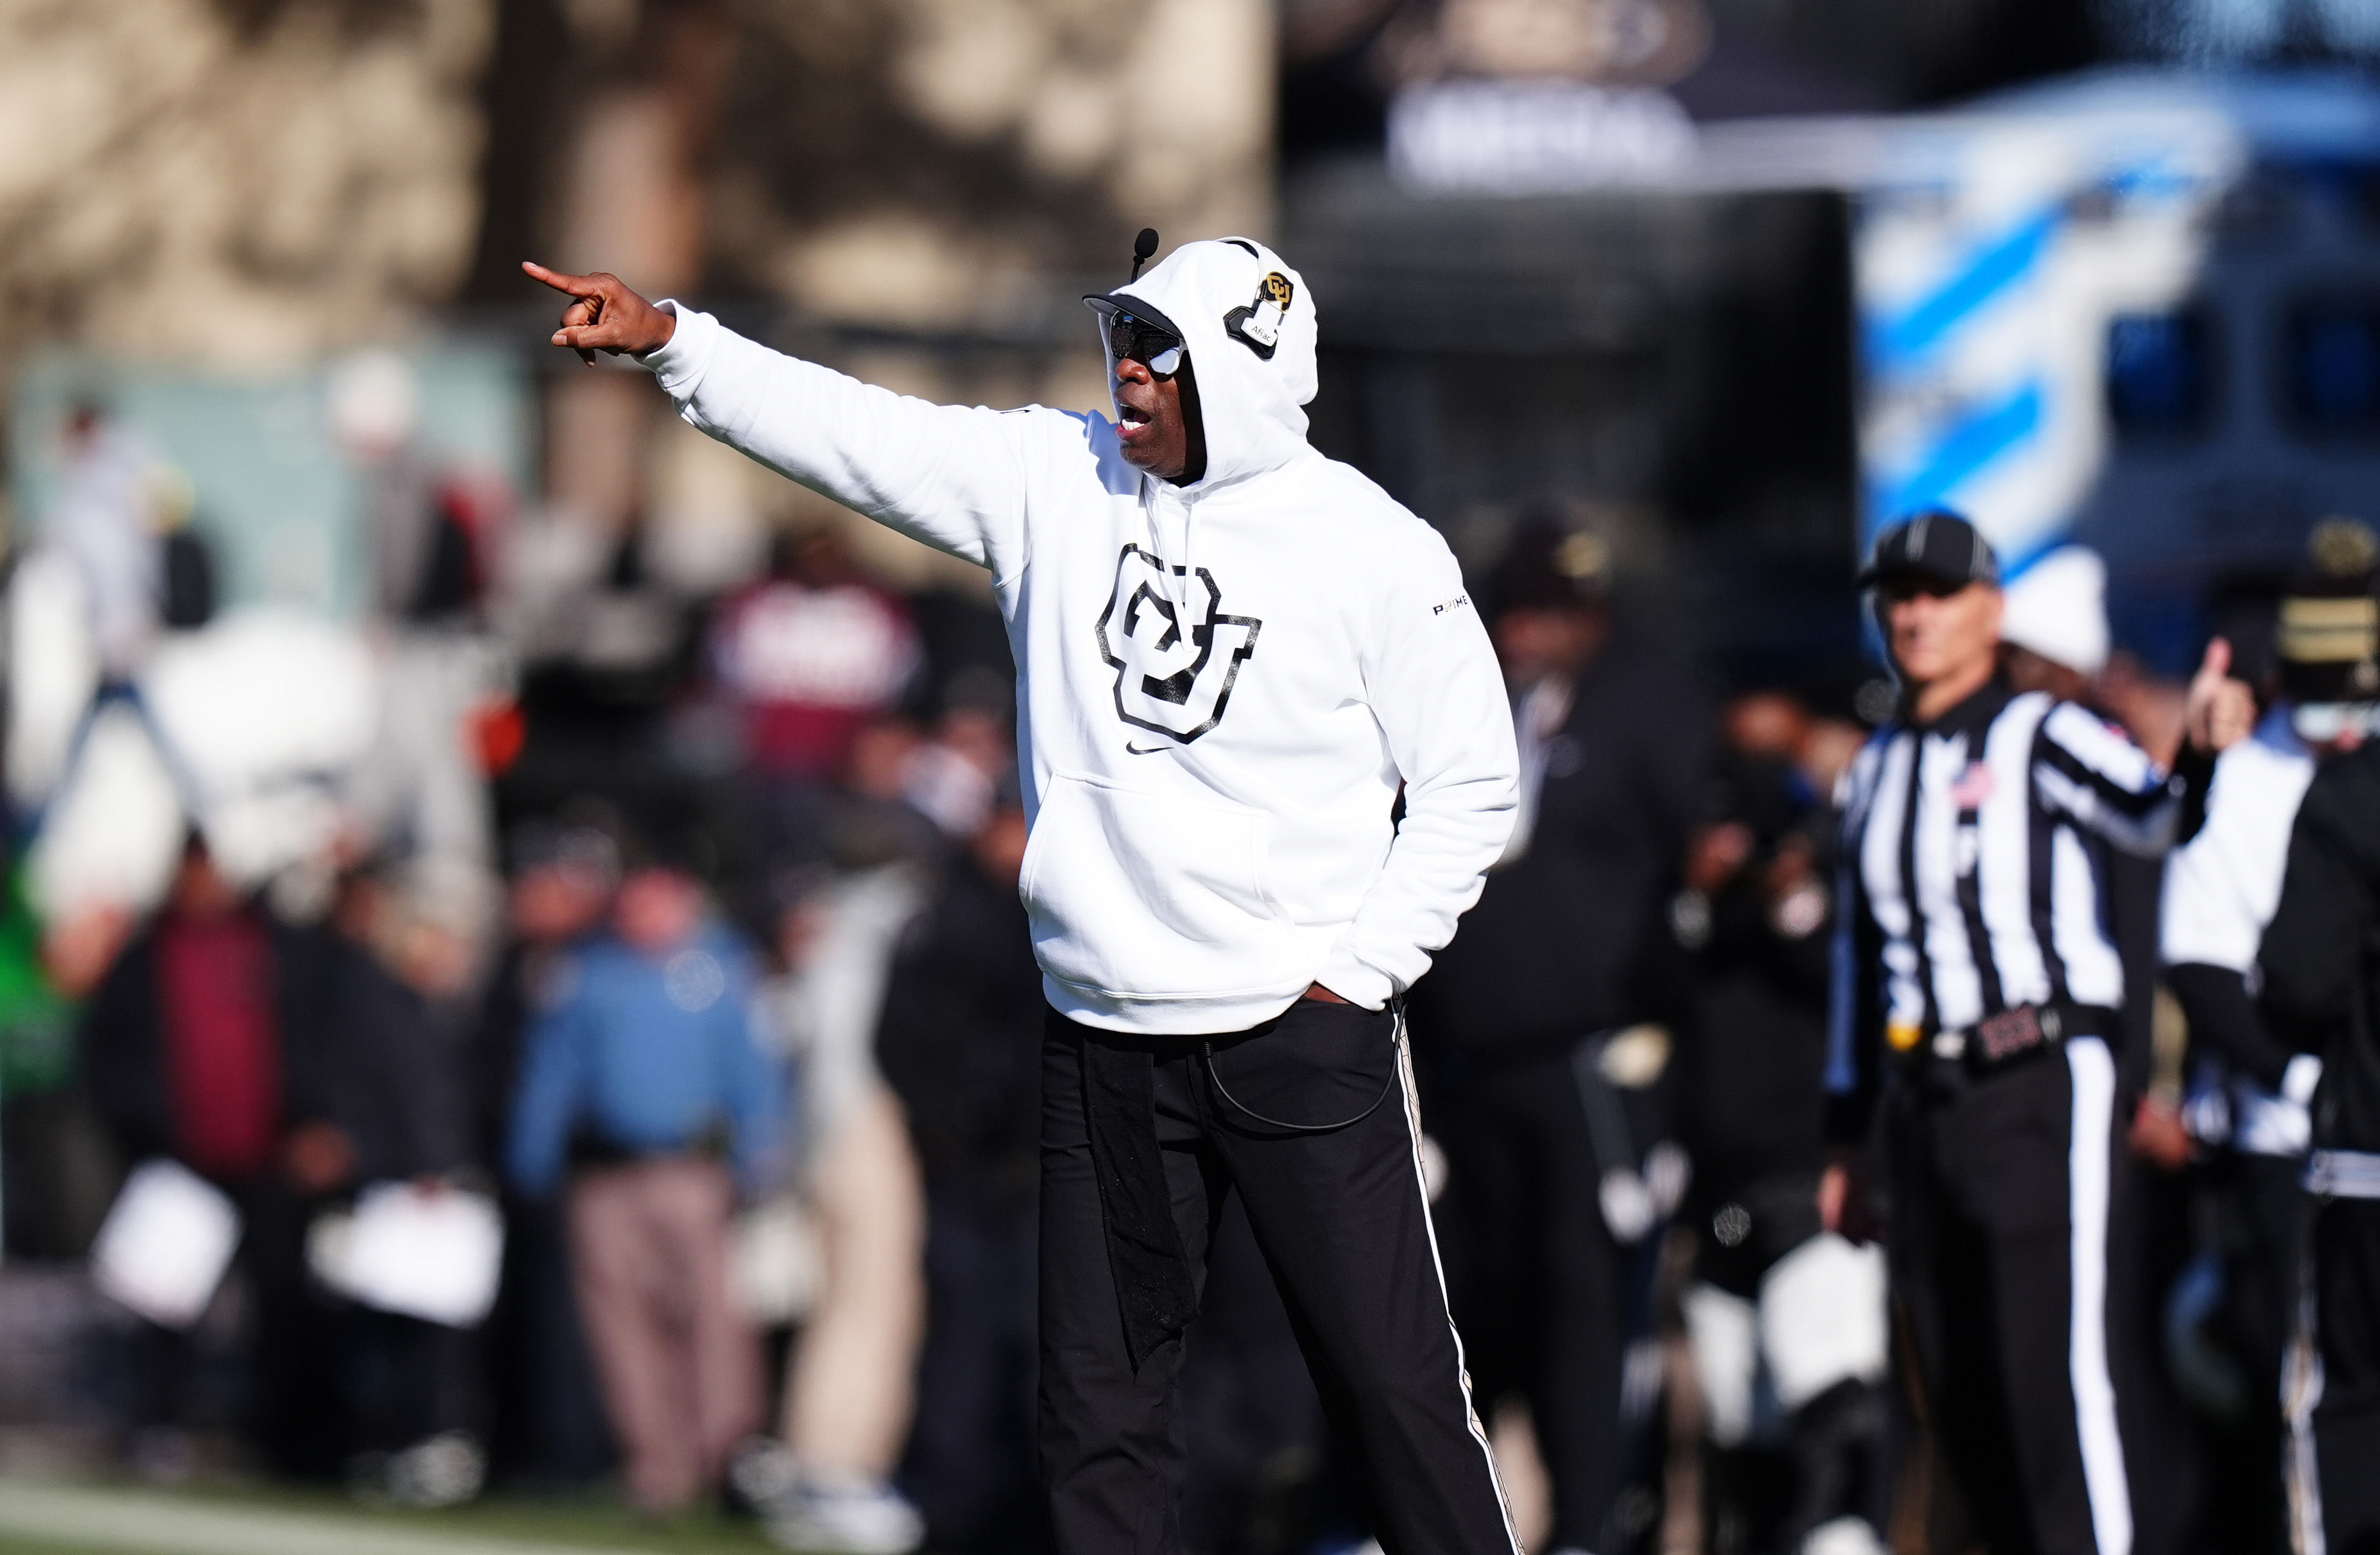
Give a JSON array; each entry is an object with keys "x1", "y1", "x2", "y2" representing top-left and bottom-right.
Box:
[{"x1": 522, "y1": 260, "x2": 603, "y2": 298}]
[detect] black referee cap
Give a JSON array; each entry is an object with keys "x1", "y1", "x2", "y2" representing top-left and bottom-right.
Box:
[{"x1": 1858, "y1": 509, "x2": 1999, "y2": 591}]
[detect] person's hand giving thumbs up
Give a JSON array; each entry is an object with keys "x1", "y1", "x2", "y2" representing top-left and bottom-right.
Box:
[{"x1": 2183, "y1": 637, "x2": 2256, "y2": 756}]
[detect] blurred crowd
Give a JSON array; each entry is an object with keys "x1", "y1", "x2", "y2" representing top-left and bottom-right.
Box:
[{"x1": 2, "y1": 386, "x2": 2373, "y2": 1555}]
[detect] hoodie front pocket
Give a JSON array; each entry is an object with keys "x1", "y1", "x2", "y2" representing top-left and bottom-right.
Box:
[{"x1": 1021, "y1": 774, "x2": 1296, "y2": 999}]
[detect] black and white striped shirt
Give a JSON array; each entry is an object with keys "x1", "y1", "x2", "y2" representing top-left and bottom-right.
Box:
[{"x1": 1825, "y1": 677, "x2": 2207, "y2": 1124}]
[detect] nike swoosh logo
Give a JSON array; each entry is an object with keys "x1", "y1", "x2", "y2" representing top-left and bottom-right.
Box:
[{"x1": 1126, "y1": 743, "x2": 1172, "y2": 756}]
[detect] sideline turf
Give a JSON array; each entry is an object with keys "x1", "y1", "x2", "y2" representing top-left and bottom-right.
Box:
[{"x1": 0, "y1": 1478, "x2": 783, "y2": 1555}]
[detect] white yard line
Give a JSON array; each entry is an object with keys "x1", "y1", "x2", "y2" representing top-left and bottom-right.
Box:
[{"x1": 0, "y1": 1480, "x2": 658, "y2": 1555}]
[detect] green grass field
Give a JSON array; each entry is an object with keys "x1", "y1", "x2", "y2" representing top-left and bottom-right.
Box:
[{"x1": 0, "y1": 1477, "x2": 788, "y2": 1554}]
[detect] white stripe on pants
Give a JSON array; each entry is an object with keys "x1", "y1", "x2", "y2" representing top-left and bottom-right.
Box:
[
  {"x1": 2065, "y1": 1037, "x2": 2132, "y2": 1555},
  {"x1": 1394, "y1": 1023, "x2": 1525, "y2": 1555}
]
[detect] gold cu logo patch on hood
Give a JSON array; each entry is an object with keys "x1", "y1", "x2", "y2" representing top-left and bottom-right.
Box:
[{"x1": 1225, "y1": 273, "x2": 1294, "y2": 359}]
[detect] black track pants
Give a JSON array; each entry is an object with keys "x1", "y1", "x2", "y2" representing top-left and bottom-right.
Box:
[
  {"x1": 1038, "y1": 1001, "x2": 1520, "y2": 1555},
  {"x1": 2297, "y1": 1198, "x2": 2380, "y2": 1555},
  {"x1": 1887, "y1": 1037, "x2": 2134, "y2": 1555}
]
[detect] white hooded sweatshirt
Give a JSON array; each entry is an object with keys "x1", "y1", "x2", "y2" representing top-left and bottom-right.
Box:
[{"x1": 638, "y1": 237, "x2": 1518, "y2": 1035}]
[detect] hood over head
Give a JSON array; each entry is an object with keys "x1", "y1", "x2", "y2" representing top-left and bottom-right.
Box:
[{"x1": 1088, "y1": 237, "x2": 1319, "y2": 491}]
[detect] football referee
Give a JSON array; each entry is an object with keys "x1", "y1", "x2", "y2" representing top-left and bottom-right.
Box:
[{"x1": 1823, "y1": 510, "x2": 2252, "y2": 1555}]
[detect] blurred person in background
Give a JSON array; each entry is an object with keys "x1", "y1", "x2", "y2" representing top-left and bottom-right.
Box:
[
  {"x1": 1998, "y1": 548, "x2": 2112, "y2": 713},
  {"x1": 53, "y1": 401, "x2": 169, "y2": 686},
  {"x1": 2162, "y1": 522, "x2": 2378, "y2": 1554},
  {"x1": 506, "y1": 833, "x2": 785, "y2": 1514},
  {"x1": 315, "y1": 857, "x2": 483, "y2": 1503},
  {"x1": 477, "y1": 810, "x2": 623, "y2": 1488},
  {"x1": 475, "y1": 811, "x2": 626, "y2": 1191},
  {"x1": 711, "y1": 525, "x2": 921, "y2": 872},
  {"x1": 17, "y1": 403, "x2": 213, "y2": 844},
  {"x1": 330, "y1": 349, "x2": 504, "y2": 987},
  {"x1": 79, "y1": 834, "x2": 338, "y2": 1479},
  {"x1": 873, "y1": 792, "x2": 1041, "y2": 1554},
  {"x1": 0, "y1": 835, "x2": 96, "y2": 1259},
  {"x1": 824, "y1": 711, "x2": 945, "y2": 873},
  {"x1": 2255, "y1": 557, "x2": 2380, "y2": 1555},
  {"x1": 896, "y1": 690, "x2": 1009, "y2": 849},
  {"x1": 495, "y1": 505, "x2": 705, "y2": 837},
  {"x1": 733, "y1": 709, "x2": 954, "y2": 1555},
  {"x1": 1406, "y1": 517, "x2": 1708, "y2": 1555},
  {"x1": 1826, "y1": 511, "x2": 2252, "y2": 1555},
  {"x1": 328, "y1": 350, "x2": 481, "y2": 634},
  {"x1": 1671, "y1": 690, "x2": 1889, "y2": 1555}
]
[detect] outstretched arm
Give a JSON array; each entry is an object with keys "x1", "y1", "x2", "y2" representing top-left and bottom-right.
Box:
[
  {"x1": 526, "y1": 261, "x2": 1041, "y2": 581},
  {"x1": 2032, "y1": 641, "x2": 2251, "y2": 857}
]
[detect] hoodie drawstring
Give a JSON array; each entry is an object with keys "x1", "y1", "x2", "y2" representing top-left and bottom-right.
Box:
[
  {"x1": 1177, "y1": 497, "x2": 1201, "y2": 626},
  {"x1": 1141, "y1": 477, "x2": 1201, "y2": 630}
]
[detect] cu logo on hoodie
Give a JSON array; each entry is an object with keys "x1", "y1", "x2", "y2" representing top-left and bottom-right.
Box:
[{"x1": 1095, "y1": 544, "x2": 1263, "y2": 747}]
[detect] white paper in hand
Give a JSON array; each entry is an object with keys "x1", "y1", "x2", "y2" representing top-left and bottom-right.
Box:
[
  {"x1": 1759, "y1": 1231, "x2": 1889, "y2": 1411},
  {"x1": 90, "y1": 1159, "x2": 243, "y2": 1329},
  {"x1": 308, "y1": 1182, "x2": 503, "y2": 1328}
]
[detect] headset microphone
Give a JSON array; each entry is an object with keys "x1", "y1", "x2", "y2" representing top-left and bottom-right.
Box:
[{"x1": 1129, "y1": 228, "x2": 1158, "y2": 282}]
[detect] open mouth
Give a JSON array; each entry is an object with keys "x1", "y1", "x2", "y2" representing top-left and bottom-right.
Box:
[{"x1": 1118, "y1": 402, "x2": 1152, "y2": 430}]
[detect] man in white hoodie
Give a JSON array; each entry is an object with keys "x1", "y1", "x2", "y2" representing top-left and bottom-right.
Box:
[{"x1": 527, "y1": 238, "x2": 1523, "y2": 1555}]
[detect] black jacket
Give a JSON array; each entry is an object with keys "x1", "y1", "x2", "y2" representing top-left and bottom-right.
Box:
[
  {"x1": 1409, "y1": 638, "x2": 1711, "y2": 1068},
  {"x1": 2262, "y1": 744, "x2": 2380, "y2": 1154},
  {"x1": 1674, "y1": 757, "x2": 1835, "y2": 1195},
  {"x1": 320, "y1": 937, "x2": 470, "y2": 1183}
]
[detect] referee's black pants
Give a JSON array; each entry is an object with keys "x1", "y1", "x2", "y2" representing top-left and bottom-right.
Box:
[
  {"x1": 1887, "y1": 1035, "x2": 2134, "y2": 1555},
  {"x1": 1039, "y1": 1001, "x2": 1520, "y2": 1555}
]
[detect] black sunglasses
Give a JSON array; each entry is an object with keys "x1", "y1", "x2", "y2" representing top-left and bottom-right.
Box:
[{"x1": 1089, "y1": 303, "x2": 1184, "y2": 377}]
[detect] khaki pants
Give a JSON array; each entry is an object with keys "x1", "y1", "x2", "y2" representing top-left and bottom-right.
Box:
[
  {"x1": 570, "y1": 1156, "x2": 760, "y2": 1510},
  {"x1": 783, "y1": 1082, "x2": 925, "y2": 1478}
]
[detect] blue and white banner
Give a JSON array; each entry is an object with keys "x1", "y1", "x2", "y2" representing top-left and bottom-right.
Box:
[{"x1": 1853, "y1": 105, "x2": 2241, "y2": 581}]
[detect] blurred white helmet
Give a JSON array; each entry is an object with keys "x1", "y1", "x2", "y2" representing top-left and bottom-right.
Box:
[
  {"x1": 2001, "y1": 545, "x2": 2110, "y2": 677},
  {"x1": 327, "y1": 349, "x2": 420, "y2": 459}
]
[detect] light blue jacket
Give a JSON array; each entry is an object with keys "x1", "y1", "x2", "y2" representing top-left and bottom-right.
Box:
[{"x1": 506, "y1": 924, "x2": 785, "y2": 1197}]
